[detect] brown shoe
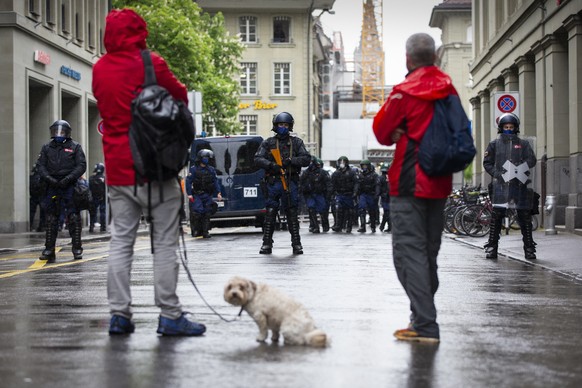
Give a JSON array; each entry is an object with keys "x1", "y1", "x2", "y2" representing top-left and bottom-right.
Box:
[{"x1": 393, "y1": 327, "x2": 439, "y2": 343}]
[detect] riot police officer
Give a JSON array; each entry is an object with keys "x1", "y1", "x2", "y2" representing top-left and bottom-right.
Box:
[
  {"x1": 378, "y1": 162, "x2": 391, "y2": 232},
  {"x1": 300, "y1": 156, "x2": 332, "y2": 233},
  {"x1": 29, "y1": 165, "x2": 46, "y2": 232},
  {"x1": 331, "y1": 156, "x2": 359, "y2": 233},
  {"x1": 186, "y1": 149, "x2": 222, "y2": 238},
  {"x1": 483, "y1": 113, "x2": 537, "y2": 260},
  {"x1": 89, "y1": 162, "x2": 106, "y2": 232},
  {"x1": 254, "y1": 112, "x2": 311, "y2": 254},
  {"x1": 36, "y1": 120, "x2": 87, "y2": 262},
  {"x1": 356, "y1": 160, "x2": 380, "y2": 233}
]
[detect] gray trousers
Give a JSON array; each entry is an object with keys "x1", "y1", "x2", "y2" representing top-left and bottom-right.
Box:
[
  {"x1": 390, "y1": 196, "x2": 446, "y2": 338},
  {"x1": 108, "y1": 180, "x2": 183, "y2": 320}
]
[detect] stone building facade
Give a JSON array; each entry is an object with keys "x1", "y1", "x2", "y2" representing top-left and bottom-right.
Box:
[
  {"x1": 0, "y1": 1, "x2": 109, "y2": 232},
  {"x1": 470, "y1": 0, "x2": 582, "y2": 231}
]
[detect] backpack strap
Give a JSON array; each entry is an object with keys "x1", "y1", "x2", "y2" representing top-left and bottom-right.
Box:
[{"x1": 140, "y1": 49, "x2": 157, "y2": 87}]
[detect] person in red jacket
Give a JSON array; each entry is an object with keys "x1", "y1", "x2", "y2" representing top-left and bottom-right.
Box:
[
  {"x1": 373, "y1": 33, "x2": 458, "y2": 343},
  {"x1": 92, "y1": 8, "x2": 205, "y2": 337}
]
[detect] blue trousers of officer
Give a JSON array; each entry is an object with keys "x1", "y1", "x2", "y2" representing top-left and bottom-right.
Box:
[
  {"x1": 190, "y1": 193, "x2": 214, "y2": 215},
  {"x1": 305, "y1": 193, "x2": 328, "y2": 213},
  {"x1": 91, "y1": 198, "x2": 106, "y2": 226},
  {"x1": 265, "y1": 180, "x2": 299, "y2": 211},
  {"x1": 358, "y1": 193, "x2": 376, "y2": 215}
]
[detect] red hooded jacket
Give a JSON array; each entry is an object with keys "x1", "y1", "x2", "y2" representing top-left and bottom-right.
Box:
[
  {"x1": 92, "y1": 9, "x2": 188, "y2": 186},
  {"x1": 373, "y1": 66, "x2": 455, "y2": 199}
]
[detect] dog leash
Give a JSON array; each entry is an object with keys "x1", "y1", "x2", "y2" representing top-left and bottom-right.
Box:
[{"x1": 178, "y1": 226, "x2": 243, "y2": 322}]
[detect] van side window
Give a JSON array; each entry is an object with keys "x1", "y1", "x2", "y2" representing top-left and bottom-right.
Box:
[{"x1": 233, "y1": 142, "x2": 261, "y2": 174}]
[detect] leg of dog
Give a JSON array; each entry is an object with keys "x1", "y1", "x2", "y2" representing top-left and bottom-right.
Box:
[
  {"x1": 251, "y1": 312, "x2": 269, "y2": 342},
  {"x1": 271, "y1": 330, "x2": 280, "y2": 343}
]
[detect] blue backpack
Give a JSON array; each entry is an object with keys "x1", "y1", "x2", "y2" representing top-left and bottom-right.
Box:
[{"x1": 418, "y1": 94, "x2": 476, "y2": 176}]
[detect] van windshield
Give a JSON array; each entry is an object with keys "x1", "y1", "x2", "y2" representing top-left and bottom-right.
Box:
[{"x1": 195, "y1": 138, "x2": 261, "y2": 176}]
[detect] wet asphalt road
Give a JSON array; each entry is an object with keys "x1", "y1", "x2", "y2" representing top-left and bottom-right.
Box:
[{"x1": 0, "y1": 225, "x2": 581, "y2": 388}]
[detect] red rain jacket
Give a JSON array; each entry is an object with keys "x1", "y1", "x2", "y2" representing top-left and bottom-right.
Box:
[
  {"x1": 373, "y1": 66, "x2": 456, "y2": 199},
  {"x1": 92, "y1": 9, "x2": 188, "y2": 186}
]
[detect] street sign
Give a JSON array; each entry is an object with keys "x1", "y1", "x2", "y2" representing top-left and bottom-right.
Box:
[
  {"x1": 493, "y1": 92, "x2": 520, "y2": 127},
  {"x1": 97, "y1": 119, "x2": 105, "y2": 136}
]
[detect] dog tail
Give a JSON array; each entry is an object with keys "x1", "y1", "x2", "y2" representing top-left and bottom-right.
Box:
[{"x1": 305, "y1": 329, "x2": 327, "y2": 347}]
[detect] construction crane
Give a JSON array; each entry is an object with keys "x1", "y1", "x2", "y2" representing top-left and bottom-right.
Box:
[{"x1": 360, "y1": 0, "x2": 385, "y2": 118}]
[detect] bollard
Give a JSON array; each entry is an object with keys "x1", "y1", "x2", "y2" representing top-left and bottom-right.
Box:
[{"x1": 544, "y1": 194, "x2": 557, "y2": 235}]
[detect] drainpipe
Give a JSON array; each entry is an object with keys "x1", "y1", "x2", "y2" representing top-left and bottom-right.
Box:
[{"x1": 307, "y1": 1, "x2": 314, "y2": 145}]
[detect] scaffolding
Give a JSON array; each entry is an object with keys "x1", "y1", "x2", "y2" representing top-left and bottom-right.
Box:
[{"x1": 360, "y1": 0, "x2": 385, "y2": 118}]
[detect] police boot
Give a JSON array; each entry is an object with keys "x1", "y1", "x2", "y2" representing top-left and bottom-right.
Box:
[
  {"x1": 308, "y1": 209, "x2": 320, "y2": 233},
  {"x1": 357, "y1": 213, "x2": 366, "y2": 233},
  {"x1": 321, "y1": 211, "x2": 330, "y2": 232},
  {"x1": 201, "y1": 214, "x2": 212, "y2": 239},
  {"x1": 190, "y1": 213, "x2": 202, "y2": 237},
  {"x1": 370, "y1": 211, "x2": 376, "y2": 233},
  {"x1": 345, "y1": 209, "x2": 353, "y2": 233},
  {"x1": 89, "y1": 223, "x2": 95, "y2": 233},
  {"x1": 69, "y1": 213, "x2": 83, "y2": 260},
  {"x1": 40, "y1": 215, "x2": 58, "y2": 262},
  {"x1": 259, "y1": 208, "x2": 277, "y2": 254},
  {"x1": 379, "y1": 212, "x2": 388, "y2": 231},
  {"x1": 331, "y1": 208, "x2": 344, "y2": 232},
  {"x1": 287, "y1": 208, "x2": 303, "y2": 254},
  {"x1": 519, "y1": 211, "x2": 537, "y2": 260},
  {"x1": 485, "y1": 213, "x2": 503, "y2": 259}
]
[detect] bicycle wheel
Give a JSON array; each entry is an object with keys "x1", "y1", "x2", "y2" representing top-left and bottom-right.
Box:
[
  {"x1": 460, "y1": 204, "x2": 492, "y2": 237},
  {"x1": 453, "y1": 205, "x2": 468, "y2": 235}
]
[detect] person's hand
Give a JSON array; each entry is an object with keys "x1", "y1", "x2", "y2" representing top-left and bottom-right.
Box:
[
  {"x1": 217, "y1": 193, "x2": 223, "y2": 201},
  {"x1": 188, "y1": 195, "x2": 194, "y2": 203},
  {"x1": 391, "y1": 128, "x2": 405, "y2": 143},
  {"x1": 58, "y1": 176, "x2": 73, "y2": 188},
  {"x1": 269, "y1": 163, "x2": 282, "y2": 174},
  {"x1": 282, "y1": 158, "x2": 292, "y2": 169},
  {"x1": 45, "y1": 176, "x2": 59, "y2": 187}
]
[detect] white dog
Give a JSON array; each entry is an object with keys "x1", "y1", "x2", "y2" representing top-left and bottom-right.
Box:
[{"x1": 223, "y1": 276, "x2": 328, "y2": 347}]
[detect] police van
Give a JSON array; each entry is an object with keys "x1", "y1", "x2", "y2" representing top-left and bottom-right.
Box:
[{"x1": 189, "y1": 135, "x2": 265, "y2": 227}]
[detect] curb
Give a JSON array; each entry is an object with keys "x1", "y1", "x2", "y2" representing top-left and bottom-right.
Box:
[{"x1": 446, "y1": 234, "x2": 582, "y2": 284}]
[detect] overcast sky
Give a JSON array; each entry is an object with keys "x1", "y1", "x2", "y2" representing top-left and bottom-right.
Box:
[{"x1": 319, "y1": 0, "x2": 444, "y2": 85}]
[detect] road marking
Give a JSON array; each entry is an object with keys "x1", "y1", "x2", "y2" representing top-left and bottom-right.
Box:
[{"x1": 0, "y1": 244, "x2": 152, "y2": 279}]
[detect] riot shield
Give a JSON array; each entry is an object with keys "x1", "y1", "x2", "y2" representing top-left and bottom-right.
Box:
[{"x1": 491, "y1": 135, "x2": 536, "y2": 210}]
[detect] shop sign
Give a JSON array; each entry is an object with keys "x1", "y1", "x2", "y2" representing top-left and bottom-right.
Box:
[
  {"x1": 34, "y1": 50, "x2": 51, "y2": 65},
  {"x1": 60, "y1": 65, "x2": 81, "y2": 81},
  {"x1": 238, "y1": 100, "x2": 278, "y2": 110}
]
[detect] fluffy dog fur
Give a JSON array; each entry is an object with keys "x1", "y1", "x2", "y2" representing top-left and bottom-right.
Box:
[{"x1": 224, "y1": 276, "x2": 328, "y2": 347}]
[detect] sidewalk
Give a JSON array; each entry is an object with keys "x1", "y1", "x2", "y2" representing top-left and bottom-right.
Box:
[
  {"x1": 449, "y1": 227, "x2": 582, "y2": 283},
  {"x1": 1, "y1": 225, "x2": 581, "y2": 282}
]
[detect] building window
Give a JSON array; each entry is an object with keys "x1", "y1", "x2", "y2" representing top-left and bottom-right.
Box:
[
  {"x1": 273, "y1": 63, "x2": 291, "y2": 95},
  {"x1": 240, "y1": 62, "x2": 257, "y2": 95},
  {"x1": 239, "y1": 16, "x2": 257, "y2": 43},
  {"x1": 29, "y1": 0, "x2": 41, "y2": 16},
  {"x1": 239, "y1": 115, "x2": 257, "y2": 136},
  {"x1": 45, "y1": 0, "x2": 54, "y2": 25},
  {"x1": 273, "y1": 16, "x2": 290, "y2": 43},
  {"x1": 60, "y1": 1, "x2": 70, "y2": 35}
]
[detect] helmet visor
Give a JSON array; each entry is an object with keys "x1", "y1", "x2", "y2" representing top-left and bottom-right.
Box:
[{"x1": 50, "y1": 124, "x2": 70, "y2": 138}]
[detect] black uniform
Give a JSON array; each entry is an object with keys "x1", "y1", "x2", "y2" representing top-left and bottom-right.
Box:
[
  {"x1": 29, "y1": 166, "x2": 46, "y2": 232},
  {"x1": 300, "y1": 162, "x2": 332, "y2": 233},
  {"x1": 483, "y1": 133, "x2": 537, "y2": 259},
  {"x1": 331, "y1": 165, "x2": 359, "y2": 233},
  {"x1": 36, "y1": 138, "x2": 86, "y2": 261},
  {"x1": 89, "y1": 170, "x2": 106, "y2": 232},
  {"x1": 254, "y1": 134, "x2": 311, "y2": 254}
]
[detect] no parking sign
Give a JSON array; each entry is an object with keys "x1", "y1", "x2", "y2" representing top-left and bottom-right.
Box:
[
  {"x1": 97, "y1": 119, "x2": 105, "y2": 136},
  {"x1": 493, "y1": 92, "x2": 520, "y2": 127}
]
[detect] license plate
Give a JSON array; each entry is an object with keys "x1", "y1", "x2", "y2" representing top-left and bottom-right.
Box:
[{"x1": 244, "y1": 187, "x2": 258, "y2": 197}]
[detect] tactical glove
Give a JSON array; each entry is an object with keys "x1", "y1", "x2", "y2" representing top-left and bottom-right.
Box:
[{"x1": 45, "y1": 176, "x2": 59, "y2": 187}]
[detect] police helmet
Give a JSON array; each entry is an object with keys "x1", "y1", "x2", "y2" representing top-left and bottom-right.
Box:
[
  {"x1": 337, "y1": 156, "x2": 349, "y2": 166},
  {"x1": 50, "y1": 120, "x2": 72, "y2": 139},
  {"x1": 272, "y1": 112, "x2": 295, "y2": 131},
  {"x1": 380, "y1": 162, "x2": 389, "y2": 173},
  {"x1": 94, "y1": 162, "x2": 105, "y2": 174},
  {"x1": 196, "y1": 149, "x2": 215, "y2": 163},
  {"x1": 497, "y1": 113, "x2": 520, "y2": 133}
]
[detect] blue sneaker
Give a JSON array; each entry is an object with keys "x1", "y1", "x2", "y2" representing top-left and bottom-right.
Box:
[
  {"x1": 109, "y1": 315, "x2": 135, "y2": 335},
  {"x1": 157, "y1": 313, "x2": 206, "y2": 336}
]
